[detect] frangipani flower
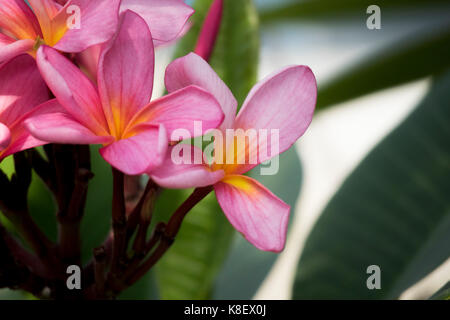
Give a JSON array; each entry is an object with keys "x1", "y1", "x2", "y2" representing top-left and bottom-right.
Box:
[
  {"x1": 0, "y1": 54, "x2": 52, "y2": 161},
  {"x1": 0, "y1": 0, "x2": 121, "y2": 63},
  {"x1": 25, "y1": 11, "x2": 224, "y2": 175},
  {"x1": 151, "y1": 53, "x2": 317, "y2": 252}
]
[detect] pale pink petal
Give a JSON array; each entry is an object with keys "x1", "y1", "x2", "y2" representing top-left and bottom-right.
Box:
[
  {"x1": 120, "y1": 0, "x2": 194, "y2": 46},
  {"x1": 129, "y1": 85, "x2": 224, "y2": 140},
  {"x1": 214, "y1": 175, "x2": 290, "y2": 252},
  {"x1": 194, "y1": 0, "x2": 222, "y2": 61},
  {"x1": 36, "y1": 45, "x2": 108, "y2": 135},
  {"x1": 98, "y1": 10, "x2": 154, "y2": 137},
  {"x1": 0, "y1": 54, "x2": 48, "y2": 126},
  {"x1": 0, "y1": 0, "x2": 41, "y2": 40},
  {"x1": 234, "y1": 66, "x2": 317, "y2": 167},
  {"x1": 150, "y1": 145, "x2": 224, "y2": 188},
  {"x1": 53, "y1": 0, "x2": 121, "y2": 52},
  {"x1": 0, "y1": 35, "x2": 34, "y2": 64},
  {"x1": 165, "y1": 53, "x2": 237, "y2": 130},
  {"x1": 25, "y1": 108, "x2": 112, "y2": 145},
  {"x1": 100, "y1": 124, "x2": 168, "y2": 175},
  {"x1": 0, "y1": 122, "x2": 11, "y2": 151}
]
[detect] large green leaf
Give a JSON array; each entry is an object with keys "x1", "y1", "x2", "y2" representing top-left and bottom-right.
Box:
[
  {"x1": 213, "y1": 147, "x2": 302, "y2": 299},
  {"x1": 154, "y1": 0, "x2": 260, "y2": 299},
  {"x1": 293, "y1": 70, "x2": 450, "y2": 299},
  {"x1": 259, "y1": 0, "x2": 450, "y2": 23},
  {"x1": 316, "y1": 29, "x2": 450, "y2": 110}
]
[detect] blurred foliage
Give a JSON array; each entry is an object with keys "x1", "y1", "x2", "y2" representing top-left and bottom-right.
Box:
[
  {"x1": 429, "y1": 282, "x2": 450, "y2": 300},
  {"x1": 316, "y1": 29, "x2": 450, "y2": 109},
  {"x1": 293, "y1": 70, "x2": 450, "y2": 299},
  {"x1": 259, "y1": 0, "x2": 450, "y2": 22}
]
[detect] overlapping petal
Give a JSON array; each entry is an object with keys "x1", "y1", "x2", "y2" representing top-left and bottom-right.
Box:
[
  {"x1": 151, "y1": 145, "x2": 224, "y2": 189},
  {"x1": 0, "y1": 0, "x2": 41, "y2": 40},
  {"x1": 0, "y1": 34, "x2": 34, "y2": 64},
  {"x1": 120, "y1": 0, "x2": 194, "y2": 46},
  {"x1": 129, "y1": 85, "x2": 224, "y2": 139},
  {"x1": 165, "y1": 53, "x2": 237, "y2": 130},
  {"x1": 53, "y1": 0, "x2": 121, "y2": 52},
  {"x1": 98, "y1": 10, "x2": 154, "y2": 138},
  {"x1": 100, "y1": 124, "x2": 168, "y2": 175},
  {"x1": 36, "y1": 45, "x2": 108, "y2": 135},
  {"x1": 214, "y1": 175, "x2": 290, "y2": 252}
]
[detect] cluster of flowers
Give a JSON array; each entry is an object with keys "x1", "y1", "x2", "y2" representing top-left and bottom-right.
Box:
[{"x1": 0, "y1": 0, "x2": 316, "y2": 252}]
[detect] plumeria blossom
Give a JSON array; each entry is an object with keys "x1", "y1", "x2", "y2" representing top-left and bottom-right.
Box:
[
  {"x1": 151, "y1": 53, "x2": 317, "y2": 252},
  {"x1": 0, "y1": 54, "x2": 53, "y2": 161},
  {"x1": 25, "y1": 11, "x2": 224, "y2": 175},
  {"x1": 0, "y1": 0, "x2": 121, "y2": 63}
]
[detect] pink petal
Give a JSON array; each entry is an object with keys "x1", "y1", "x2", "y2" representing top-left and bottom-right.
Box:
[
  {"x1": 214, "y1": 175, "x2": 290, "y2": 252},
  {"x1": 150, "y1": 145, "x2": 224, "y2": 188},
  {"x1": 1, "y1": 99, "x2": 63, "y2": 159},
  {"x1": 0, "y1": 122, "x2": 11, "y2": 151},
  {"x1": 76, "y1": 44, "x2": 101, "y2": 81},
  {"x1": 0, "y1": 0, "x2": 41, "y2": 40},
  {"x1": 234, "y1": 66, "x2": 317, "y2": 166},
  {"x1": 53, "y1": 0, "x2": 121, "y2": 52},
  {"x1": 25, "y1": 101, "x2": 112, "y2": 145},
  {"x1": 0, "y1": 34, "x2": 34, "y2": 64},
  {"x1": 27, "y1": 0, "x2": 60, "y2": 42},
  {"x1": 120, "y1": 0, "x2": 194, "y2": 46},
  {"x1": 97, "y1": 10, "x2": 154, "y2": 137},
  {"x1": 100, "y1": 124, "x2": 168, "y2": 175},
  {"x1": 194, "y1": 0, "x2": 223, "y2": 61},
  {"x1": 36, "y1": 45, "x2": 108, "y2": 135},
  {"x1": 0, "y1": 54, "x2": 48, "y2": 126},
  {"x1": 165, "y1": 53, "x2": 237, "y2": 130},
  {"x1": 129, "y1": 85, "x2": 224, "y2": 140}
]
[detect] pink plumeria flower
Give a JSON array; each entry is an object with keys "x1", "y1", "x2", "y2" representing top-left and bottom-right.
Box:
[
  {"x1": 25, "y1": 11, "x2": 224, "y2": 175},
  {"x1": 0, "y1": 0, "x2": 121, "y2": 63},
  {"x1": 151, "y1": 53, "x2": 317, "y2": 252},
  {"x1": 0, "y1": 54, "x2": 55, "y2": 161}
]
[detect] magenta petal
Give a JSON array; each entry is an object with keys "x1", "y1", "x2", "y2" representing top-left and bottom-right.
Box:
[
  {"x1": 0, "y1": 35, "x2": 34, "y2": 64},
  {"x1": 36, "y1": 45, "x2": 108, "y2": 134},
  {"x1": 235, "y1": 66, "x2": 317, "y2": 164},
  {"x1": 25, "y1": 103, "x2": 112, "y2": 145},
  {"x1": 194, "y1": 0, "x2": 222, "y2": 61},
  {"x1": 132, "y1": 85, "x2": 224, "y2": 140},
  {"x1": 0, "y1": 54, "x2": 48, "y2": 126},
  {"x1": 165, "y1": 53, "x2": 237, "y2": 130},
  {"x1": 151, "y1": 145, "x2": 224, "y2": 188},
  {"x1": 53, "y1": 0, "x2": 121, "y2": 52},
  {"x1": 120, "y1": 0, "x2": 194, "y2": 46},
  {"x1": 214, "y1": 175, "x2": 290, "y2": 252},
  {"x1": 98, "y1": 10, "x2": 154, "y2": 135},
  {"x1": 0, "y1": 122, "x2": 11, "y2": 151},
  {"x1": 100, "y1": 124, "x2": 168, "y2": 175}
]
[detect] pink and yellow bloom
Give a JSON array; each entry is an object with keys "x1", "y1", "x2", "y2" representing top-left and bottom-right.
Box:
[
  {"x1": 0, "y1": 54, "x2": 53, "y2": 161},
  {"x1": 151, "y1": 53, "x2": 317, "y2": 252},
  {"x1": 25, "y1": 11, "x2": 224, "y2": 175},
  {"x1": 0, "y1": 0, "x2": 121, "y2": 63}
]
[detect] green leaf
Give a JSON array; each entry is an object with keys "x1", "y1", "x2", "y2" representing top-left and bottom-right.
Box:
[
  {"x1": 316, "y1": 29, "x2": 450, "y2": 110},
  {"x1": 259, "y1": 0, "x2": 450, "y2": 23},
  {"x1": 154, "y1": 0, "x2": 260, "y2": 299},
  {"x1": 293, "y1": 69, "x2": 450, "y2": 299},
  {"x1": 429, "y1": 282, "x2": 450, "y2": 300},
  {"x1": 213, "y1": 147, "x2": 302, "y2": 299}
]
